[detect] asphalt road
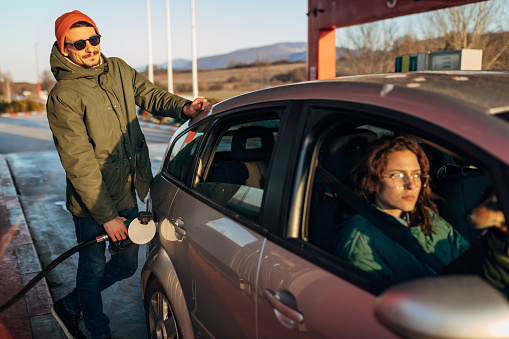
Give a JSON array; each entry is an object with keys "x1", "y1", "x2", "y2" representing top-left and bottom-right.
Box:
[
  {"x1": 0, "y1": 115, "x2": 174, "y2": 154},
  {"x1": 0, "y1": 114, "x2": 174, "y2": 338}
]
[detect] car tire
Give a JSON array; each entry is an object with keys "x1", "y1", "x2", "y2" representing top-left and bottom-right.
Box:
[{"x1": 145, "y1": 277, "x2": 180, "y2": 339}]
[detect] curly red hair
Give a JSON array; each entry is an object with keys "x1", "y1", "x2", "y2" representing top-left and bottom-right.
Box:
[{"x1": 352, "y1": 135, "x2": 438, "y2": 235}]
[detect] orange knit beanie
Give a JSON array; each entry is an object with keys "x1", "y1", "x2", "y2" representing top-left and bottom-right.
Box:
[{"x1": 55, "y1": 10, "x2": 99, "y2": 53}]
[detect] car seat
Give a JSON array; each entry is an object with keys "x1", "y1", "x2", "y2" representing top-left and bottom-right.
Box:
[
  {"x1": 422, "y1": 144, "x2": 490, "y2": 244},
  {"x1": 308, "y1": 129, "x2": 378, "y2": 252},
  {"x1": 207, "y1": 126, "x2": 275, "y2": 189},
  {"x1": 435, "y1": 169, "x2": 490, "y2": 244},
  {"x1": 318, "y1": 128, "x2": 378, "y2": 188}
]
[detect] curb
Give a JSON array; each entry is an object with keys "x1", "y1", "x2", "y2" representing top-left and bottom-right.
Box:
[{"x1": 0, "y1": 155, "x2": 53, "y2": 338}]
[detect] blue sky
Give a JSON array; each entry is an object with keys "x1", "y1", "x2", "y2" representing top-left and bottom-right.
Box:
[
  {"x1": 1, "y1": 0, "x2": 308, "y2": 83},
  {"x1": 1, "y1": 0, "x2": 507, "y2": 83}
]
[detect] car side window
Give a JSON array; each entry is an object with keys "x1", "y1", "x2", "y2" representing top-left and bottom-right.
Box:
[
  {"x1": 165, "y1": 122, "x2": 208, "y2": 183},
  {"x1": 305, "y1": 120, "x2": 503, "y2": 288},
  {"x1": 194, "y1": 118, "x2": 279, "y2": 220}
]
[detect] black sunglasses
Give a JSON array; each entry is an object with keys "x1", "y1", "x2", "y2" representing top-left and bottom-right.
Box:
[{"x1": 65, "y1": 35, "x2": 101, "y2": 51}]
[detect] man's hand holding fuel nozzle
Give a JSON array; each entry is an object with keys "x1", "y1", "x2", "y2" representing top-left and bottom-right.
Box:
[
  {"x1": 183, "y1": 98, "x2": 212, "y2": 118},
  {"x1": 103, "y1": 216, "x2": 128, "y2": 242}
]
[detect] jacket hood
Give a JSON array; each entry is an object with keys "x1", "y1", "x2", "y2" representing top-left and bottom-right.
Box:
[{"x1": 50, "y1": 42, "x2": 108, "y2": 81}]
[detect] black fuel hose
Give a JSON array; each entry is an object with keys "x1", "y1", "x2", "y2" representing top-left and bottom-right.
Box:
[{"x1": 0, "y1": 234, "x2": 109, "y2": 313}]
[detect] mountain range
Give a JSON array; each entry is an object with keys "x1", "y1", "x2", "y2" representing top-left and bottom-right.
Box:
[{"x1": 139, "y1": 42, "x2": 350, "y2": 71}]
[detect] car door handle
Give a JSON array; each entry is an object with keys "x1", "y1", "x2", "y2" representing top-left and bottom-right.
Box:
[
  {"x1": 264, "y1": 289, "x2": 304, "y2": 326},
  {"x1": 170, "y1": 218, "x2": 187, "y2": 238}
]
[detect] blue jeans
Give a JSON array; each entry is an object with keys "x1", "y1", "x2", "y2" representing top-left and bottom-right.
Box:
[{"x1": 62, "y1": 204, "x2": 139, "y2": 339}]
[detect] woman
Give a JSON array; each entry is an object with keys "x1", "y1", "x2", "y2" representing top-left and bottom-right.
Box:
[{"x1": 333, "y1": 135, "x2": 470, "y2": 284}]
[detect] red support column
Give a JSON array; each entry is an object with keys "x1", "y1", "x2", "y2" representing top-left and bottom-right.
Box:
[
  {"x1": 307, "y1": 25, "x2": 336, "y2": 80},
  {"x1": 318, "y1": 28, "x2": 336, "y2": 80}
]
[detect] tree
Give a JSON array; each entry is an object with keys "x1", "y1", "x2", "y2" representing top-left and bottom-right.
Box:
[
  {"x1": 338, "y1": 19, "x2": 411, "y2": 75},
  {"x1": 41, "y1": 70, "x2": 56, "y2": 92},
  {"x1": 337, "y1": 0, "x2": 509, "y2": 75},
  {"x1": 0, "y1": 70, "x2": 12, "y2": 103},
  {"x1": 422, "y1": 0, "x2": 509, "y2": 69}
]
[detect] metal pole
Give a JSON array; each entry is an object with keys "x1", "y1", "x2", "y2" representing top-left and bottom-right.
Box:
[
  {"x1": 191, "y1": 0, "x2": 198, "y2": 98},
  {"x1": 34, "y1": 43, "x2": 41, "y2": 102},
  {"x1": 147, "y1": 0, "x2": 154, "y2": 83},
  {"x1": 166, "y1": 0, "x2": 174, "y2": 93}
]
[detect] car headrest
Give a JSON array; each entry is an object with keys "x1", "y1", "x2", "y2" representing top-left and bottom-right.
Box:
[
  {"x1": 321, "y1": 129, "x2": 378, "y2": 185},
  {"x1": 231, "y1": 126, "x2": 275, "y2": 161}
]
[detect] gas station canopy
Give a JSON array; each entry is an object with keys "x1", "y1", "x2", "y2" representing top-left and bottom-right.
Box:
[{"x1": 307, "y1": 0, "x2": 487, "y2": 80}]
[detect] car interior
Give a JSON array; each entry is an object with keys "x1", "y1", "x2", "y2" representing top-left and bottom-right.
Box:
[
  {"x1": 194, "y1": 119, "x2": 280, "y2": 219},
  {"x1": 206, "y1": 125, "x2": 275, "y2": 189},
  {"x1": 172, "y1": 114, "x2": 502, "y2": 288},
  {"x1": 308, "y1": 124, "x2": 495, "y2": 267}
]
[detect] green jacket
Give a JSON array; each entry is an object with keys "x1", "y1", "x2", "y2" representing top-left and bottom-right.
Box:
[
  {"x1": 46, "y1": 42, "x2": 190, "y2": 225},
  {"x1": 333, "y1": 211, "x2": 470, "y2": 284}
]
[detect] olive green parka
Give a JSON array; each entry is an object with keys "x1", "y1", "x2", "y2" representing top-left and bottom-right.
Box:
[{"x1": 46, "y1": 42, "x2": 190, "y2": 225}]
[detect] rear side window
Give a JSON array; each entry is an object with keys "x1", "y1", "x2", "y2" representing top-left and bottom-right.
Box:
[
  {"x1": 165, "y1": 122, "x2": 208, "y2": 183},
  {"x1": 194, "y1": 118, "x2": 279, "y2": 220}
]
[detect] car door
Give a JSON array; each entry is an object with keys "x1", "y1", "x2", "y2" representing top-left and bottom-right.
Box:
[
  {"x1": 163, "y1": 189, "x2": 264, "y2": 338},
  {"x1": 255, "y1": 101, "x2": 397, "y2": 338},
  {"x1": 257, "y1": 243, "x2": 396, "y2": 338},
  {"x1": 159, "y1": 107, "x2": 285, "y2": 338}
]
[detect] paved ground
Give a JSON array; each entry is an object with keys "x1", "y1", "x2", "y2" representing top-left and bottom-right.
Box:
[
  {"x1": 0, "y1": 140, "x2": 170, "y2": 338},
  {"x1": 0, "y1": 154, "x2": 54, "y2": 338}
]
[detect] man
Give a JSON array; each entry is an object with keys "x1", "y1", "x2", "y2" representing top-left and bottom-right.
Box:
[{"x1": 46, "y1": 10, "x2": 211, "y2": 339}]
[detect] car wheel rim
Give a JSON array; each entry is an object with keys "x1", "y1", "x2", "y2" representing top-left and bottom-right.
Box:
[{"x1": 148, "y1": 291, "x2": 178, "y2": 339}]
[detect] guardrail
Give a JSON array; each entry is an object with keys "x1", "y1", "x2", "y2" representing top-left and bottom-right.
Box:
[
  {"x1": 138, "y1": 122, "x2": 179, "y2": 132},
  {"x1": 0, "y1": 111, "x2": 46, "y2": 117}
]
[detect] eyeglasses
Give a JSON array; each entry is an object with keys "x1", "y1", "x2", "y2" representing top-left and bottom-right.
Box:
[
  {"x1": 65, "y1": 35, "x2": 101, "y2": 51},
  {"x1": 382, "y1": 173, "x2": 430, "y2": 190}
]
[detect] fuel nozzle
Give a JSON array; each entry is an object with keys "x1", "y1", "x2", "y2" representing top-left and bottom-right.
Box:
[
  {"x1": 108, "y1": 221, "x2": 134, "y2": 254},
  {"x1": 108, "y1": 211, "x2": 156, "y2": 254},
  {"x1": 137, "y1": 211, "x2": 153, "y2": 225}
]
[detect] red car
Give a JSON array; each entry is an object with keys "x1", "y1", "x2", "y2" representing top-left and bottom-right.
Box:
[{"x1": 141, "y1": 71, "x2": 509, "y2": 339}]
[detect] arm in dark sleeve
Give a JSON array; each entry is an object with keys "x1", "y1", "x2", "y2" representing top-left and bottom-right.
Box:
[
  {"x1": 130, "y1": 66, "x2": 191, "y2": 119},
  {"x1": 440, "y1": 228, "x2": 509, "y2": 297}
]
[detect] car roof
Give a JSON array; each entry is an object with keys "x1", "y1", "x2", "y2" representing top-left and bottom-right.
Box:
[
  {"x1": 213, "y1": 71, "x2": 509, "y2": 115},
  {"x1": 184, "y1": 71, "x2": 509, "y2": 165}
]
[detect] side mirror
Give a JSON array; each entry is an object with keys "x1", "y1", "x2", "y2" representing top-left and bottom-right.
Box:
[{"x1": 375, "y1": 275, "x2": 509, "y2": 339}]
